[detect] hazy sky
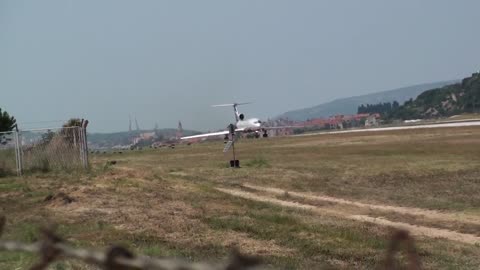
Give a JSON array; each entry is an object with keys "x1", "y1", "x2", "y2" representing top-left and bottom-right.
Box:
[{"x1": 1, "y1": 1, "x2": 479, "y2": 132}]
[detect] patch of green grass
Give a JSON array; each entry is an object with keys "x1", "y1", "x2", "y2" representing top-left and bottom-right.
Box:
[
  {"x1": 0, "y1": 150, "x2": 17, "y2": 177},
  {"x1": 204, "y1": 199, "x2": 387, "y2": 268},
  {"x1": 52, "y1": 262, "x2": 67, "y2": 270},
  {"x1": 120, "y1": 231, "x2": 228, "y2": 262},
  {"x1": 139, "y1": 242, "x2": 226, "y2": 261},
  {"x1": 0, "y1": 180, "x2": 25, "y2": 192},
  {"x1": 244, "y1": 156, "x2": 270, "y2": 168},
  {"x1": 169, "y1": 167, "x2": 183, "y2": 173},
  {"x1": 0, "y1": 252, "x2": 36, "y2": 269}
]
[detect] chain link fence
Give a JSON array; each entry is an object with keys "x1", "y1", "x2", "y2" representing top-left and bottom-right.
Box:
[
  {"x1": 0, "y1": 131, "x2": 19, "y2": 176},
  {"x1": 0, "y1": 122, "x2": 89, "y2": 176}
]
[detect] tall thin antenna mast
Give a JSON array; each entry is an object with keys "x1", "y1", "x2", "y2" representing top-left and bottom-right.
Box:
[
  {"x1": 129, "y1": 115, "x2": 132, "y2": 132},
  {"x1": 176, "y1": 121, "x2": 183, "y2": 140},
  {"x1": 135, "y1": 118, "x2": 140, "y2": 131}
]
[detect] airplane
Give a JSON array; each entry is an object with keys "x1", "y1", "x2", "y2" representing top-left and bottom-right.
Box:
[{"x1": 181, "y1": 103, "x2": 292, "y2": 141}]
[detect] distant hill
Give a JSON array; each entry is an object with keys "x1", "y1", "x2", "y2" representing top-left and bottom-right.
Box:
[
  {"x1": 277, "y1": 80, "x2": 458, "y2": 121},
  {"x1": 388, "y1": 72, "x2": 480, "y2": 120}
]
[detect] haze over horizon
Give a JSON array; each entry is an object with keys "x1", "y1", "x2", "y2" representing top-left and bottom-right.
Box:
[{"x1": 1, "y1": 1, "x2": 479, "y2": 133}]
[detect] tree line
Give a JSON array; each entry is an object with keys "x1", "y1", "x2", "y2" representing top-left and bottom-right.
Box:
[
  {"x1": 356, "y1": 72, "x2": 480, "y2": 120},
  {"x1": 357, "y1": 101, "x2": 399, "y2": 115},
  {"x1": 0, "y1": 108, "x2": 16, "y2": 132}
]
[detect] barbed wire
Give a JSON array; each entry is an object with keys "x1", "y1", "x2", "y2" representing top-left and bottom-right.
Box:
[
  {"x1": 0, "y1": 216, "x2": 262, "y2": 270},
  {"x1": 0, "y1": 216, "x2": 421, "y2": 269}
]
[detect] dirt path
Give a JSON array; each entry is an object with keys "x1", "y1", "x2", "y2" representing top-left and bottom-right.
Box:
[
  {"x1": 243, "y1": 184, "x2": 480, "y2": 225},
  {"x1": 351, "y1": 215, "x2": 480, "y2": 245},
  {"x1": 216, "y1": 187, "x2": 480, "y2": 245}
]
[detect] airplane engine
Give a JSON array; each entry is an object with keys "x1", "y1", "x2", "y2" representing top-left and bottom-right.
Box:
[{"x1": 239, "y1": 114, "x2": 245, "y2": 120}]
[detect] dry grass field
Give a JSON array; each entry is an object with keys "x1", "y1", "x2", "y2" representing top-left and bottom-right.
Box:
[{"x1": 1, "y1": 126, "x2": 480, "y2": 269}]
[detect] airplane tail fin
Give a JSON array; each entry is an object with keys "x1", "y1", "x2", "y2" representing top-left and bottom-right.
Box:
[
  {"x1": 212, "y1": 102, "x2": 251, "y2": 122},
  {"x1": 211, "y1": 102, "x2": 251, "y2": 107}
]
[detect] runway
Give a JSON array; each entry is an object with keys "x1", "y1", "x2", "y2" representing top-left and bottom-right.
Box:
[{"x1": 294, "y1": 119, "x2": 480, "y2": 137}]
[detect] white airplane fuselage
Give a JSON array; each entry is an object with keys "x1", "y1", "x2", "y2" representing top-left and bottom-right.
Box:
[{"x1": 236, "y1": 118, "x2": 262, "y2": 131}]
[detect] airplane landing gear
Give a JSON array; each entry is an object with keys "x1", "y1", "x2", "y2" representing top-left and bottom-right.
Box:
[{"x1": 262, "y1": 130, "x2": 268, "y2": 138}]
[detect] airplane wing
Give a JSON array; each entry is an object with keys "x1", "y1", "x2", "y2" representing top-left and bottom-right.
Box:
[{"x1": 181, "y1": 128, "x2": 245, "y2": 140}]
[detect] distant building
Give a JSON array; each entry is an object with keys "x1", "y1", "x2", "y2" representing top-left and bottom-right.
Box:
[
  {"x1": 365, "y1": 114, "x2": 379, "y2": 127},
  {"x1": 132, "y1": 132, "x2": 155, "y2": 144}
]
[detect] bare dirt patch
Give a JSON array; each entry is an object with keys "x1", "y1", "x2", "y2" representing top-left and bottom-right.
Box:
[
  {"x1": 43, "y1": 179, "x2": 293, "y2": 257},
  {"x1": 44, "y1": 192, "x2": 75, "y2": 206}
]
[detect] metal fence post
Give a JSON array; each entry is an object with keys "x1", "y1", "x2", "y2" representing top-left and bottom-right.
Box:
[
  {"x1": 78, "y1": 126, "x2": 83, "y2": 167},
  {"x1": 13, "y1": 131, "x2": 18, "y2": 175},
  {"x1": 14, "y1": 127, "x2": 23, "y2": 176},
  {"x1": 78, "y1": 120, "x2": 89, "y2": 169},
  {"x1": 83, "y1": 120, "x2": 89, "y2": 169},
  {"x1": 78, "y1": 126, "x2": 85, "y2": 169}
]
